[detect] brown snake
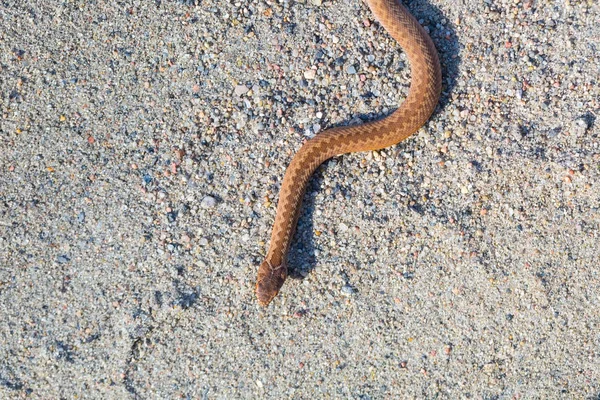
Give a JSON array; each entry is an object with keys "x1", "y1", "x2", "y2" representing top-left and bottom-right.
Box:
[{"x1": 256, "y1": 0, "x2": 442, "y2": 306}]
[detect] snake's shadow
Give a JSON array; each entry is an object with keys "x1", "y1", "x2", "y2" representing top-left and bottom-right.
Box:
[
  {"x1": 287, "y1": 0, "x2": 461, "y2": 282},
  {"x1": 286, "y1": 172, "x2": 323, "y2": 281}
]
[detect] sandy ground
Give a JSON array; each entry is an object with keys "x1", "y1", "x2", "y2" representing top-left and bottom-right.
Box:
[{"x1": 1, "y1": 0, "x2": 599, "y2": 398}]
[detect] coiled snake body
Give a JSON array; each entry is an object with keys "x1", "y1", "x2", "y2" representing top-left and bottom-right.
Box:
[{"x1": 256, "y1": 0, "x2": 442, "y2": 306}]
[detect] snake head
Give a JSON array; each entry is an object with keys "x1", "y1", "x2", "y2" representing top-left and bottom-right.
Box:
[{"x1": 256, "y1": 260, "x2": 288, "y2": 306}]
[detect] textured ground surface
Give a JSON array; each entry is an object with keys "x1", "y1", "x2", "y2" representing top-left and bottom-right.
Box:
[{"x1": 1, "y1": 0, "x2": 599, "y2": 398}]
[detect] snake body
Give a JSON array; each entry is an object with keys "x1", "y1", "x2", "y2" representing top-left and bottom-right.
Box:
[{"x1": 256, "y1": 0, "x2": 442, "y2": 306}]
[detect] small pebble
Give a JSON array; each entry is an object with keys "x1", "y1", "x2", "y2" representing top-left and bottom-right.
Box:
[
  {"x1": 57, "y1": 255, "x2": 70, "y2": 264},
  {"x1": 167, "y1": 211, "x2": 177, "y2": 222},
  {"x1": 234, "y1": 85, "x2": 249, "y2": 96},
  {"x1": 571, "y1": 117, "x2": 589, "y2": 136},
  {"x1": 201, "y1": 196, "x2": 217, "y2": 209},
  {"x1": 304, "y1": 69, "x2": 317, "y2": 80},
  {"x1": 341, "y1": 285, "x2": 355, "y2": 296}
]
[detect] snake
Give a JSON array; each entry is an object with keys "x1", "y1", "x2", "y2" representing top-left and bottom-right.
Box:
[{"x1": 256, "y1": 0, "x2": 442, "y2": 306}]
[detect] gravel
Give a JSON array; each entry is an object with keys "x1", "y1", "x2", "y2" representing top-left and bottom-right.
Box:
[
  {"x1": 1, "y1": 0, "x2": 599, "y2": 398},
  {"x1": 200, "y1": 195, "x2": 217, "y2": 209}
]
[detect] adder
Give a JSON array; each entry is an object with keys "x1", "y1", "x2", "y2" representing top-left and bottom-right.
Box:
[{"x1": 256, "y1": 0, "x2": 442, "y2": 306}]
